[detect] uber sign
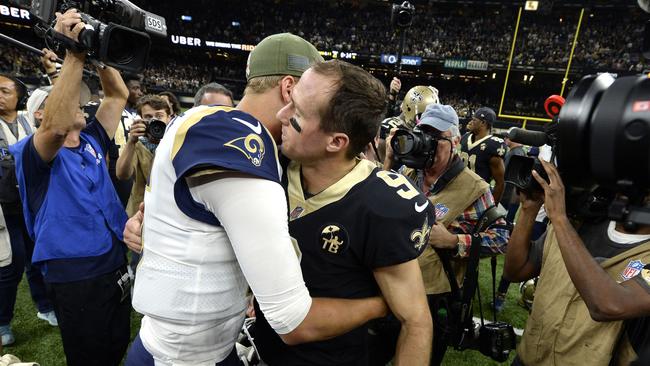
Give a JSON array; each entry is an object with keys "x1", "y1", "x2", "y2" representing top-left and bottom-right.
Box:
[
  {"x1": 170, "y1": 35, "x2": 201, "y2": 47},
  {"x1": 380, "y1": 54, "x2": 422, "y2": 66},
  {"x1": 0, "y1": 5, "x2": 31, "y2": 20}
]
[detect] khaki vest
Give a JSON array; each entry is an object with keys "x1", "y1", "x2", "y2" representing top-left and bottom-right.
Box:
[
  {"x1": 518, "y1": 224, "x2": 650, "y2": 366},
  {"x1": 125, "y1": 142, "x2": 154, "y2": 217},
  {"x1": 407, "y1": 167, "x2": 490, "y2": 294}
]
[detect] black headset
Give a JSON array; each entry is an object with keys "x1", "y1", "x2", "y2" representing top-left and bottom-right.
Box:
[{"x1": 0, "y1": 74, "x2": 28, "y2": 111}]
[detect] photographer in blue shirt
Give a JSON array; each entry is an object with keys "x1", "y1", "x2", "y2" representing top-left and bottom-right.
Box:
[{"x1": 9, "y1": 9, "x2": 130, "y2": 366}]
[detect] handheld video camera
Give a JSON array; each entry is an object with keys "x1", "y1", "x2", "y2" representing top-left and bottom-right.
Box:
[
  {"x1": 505, "y1": 72, "x2": 650, "y2": 226},
  {"x1": 11, "y1": 0, "x2": 167, "y2": 73}
]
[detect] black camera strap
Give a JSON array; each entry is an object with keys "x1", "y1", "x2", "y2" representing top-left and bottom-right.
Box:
[
  {"x1": 429, "y1": 156, "x2": 465, "y2": 195},
  {"x1": 435, "y1": 205, "x2": 505, "y2": 348}
]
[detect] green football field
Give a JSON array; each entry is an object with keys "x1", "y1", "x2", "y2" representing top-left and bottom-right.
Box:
[{"x1": 2, "y1": 256, "x2": 529, "y2": 365}]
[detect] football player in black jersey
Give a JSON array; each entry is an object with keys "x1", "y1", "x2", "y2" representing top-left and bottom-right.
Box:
[
  {"x1": 460, "y1": 107, "x2": 506, "y2": 203},
  {"x1": 252, "y1": 60, "x2": 435, "y2": 366}
]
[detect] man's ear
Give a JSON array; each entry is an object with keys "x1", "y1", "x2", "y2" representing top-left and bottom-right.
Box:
[
  {"x1": 326, "y1": 132, "x2": 350, "y2": 154},
  {"x1": 280, "y1": 76, "x2": 297, "y2": 104}
]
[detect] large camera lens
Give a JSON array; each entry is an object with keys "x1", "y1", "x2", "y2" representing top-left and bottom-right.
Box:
[
  {"x1": 146, "y1": 119, "x2": 166, "y2": 141},
  {"x1": 99, "y1": 24, "x2": 152, "y2": 74},
  {"x1": 392, "y1": 129, "x2": 416, "y2": 155},
  {"x1": 559, "y1": 73, "x2": 650, "y2": 189}
]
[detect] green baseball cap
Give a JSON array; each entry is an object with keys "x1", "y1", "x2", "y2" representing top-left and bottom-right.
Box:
[{"x1": 246, "y1": 33, "x2": 324, "y2": 81}]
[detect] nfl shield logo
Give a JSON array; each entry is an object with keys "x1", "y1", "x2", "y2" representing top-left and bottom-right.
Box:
[
  {"x1": 621, "y1": 259, "x2": 645, "y2": 281},
  {"x1": 434, "y1": 203, "x2": 449, "y2": 220},
  {"x1": 289, "y1": 206, "x2": 304, "y2": 220}
]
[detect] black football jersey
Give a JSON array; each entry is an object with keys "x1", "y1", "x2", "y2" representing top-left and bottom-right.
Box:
[
  {"x1": 254, "y1": 159, "x2": 435, "y2": 366},
  {"x1": 459, "y1": 133, "x2": 506, "y2": 182}
]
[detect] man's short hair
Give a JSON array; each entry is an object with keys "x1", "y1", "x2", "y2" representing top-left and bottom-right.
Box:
[
  {"x1": 123, "y1": 74, "x2": 142, "y2": 85},
  {"x1": 193, "y1": 82, "x2": 234, "y2": 107},
  {"x1": 159, "y1": 91, "x2": 182, "y2": 115},
  {"x1": 243, "y1": 75, "x2": 286, "y2": 96},
  {"x1": 311, "y1": 60, "x2": 387, "y2": 159},
  {"x1": 136, "y1": 95, "x2": 171, "y2": 117}
]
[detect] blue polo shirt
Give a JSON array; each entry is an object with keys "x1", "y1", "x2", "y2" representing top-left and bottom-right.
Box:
[{"x1": 11, "y1": 119, "x2": 127, "y2": 283}]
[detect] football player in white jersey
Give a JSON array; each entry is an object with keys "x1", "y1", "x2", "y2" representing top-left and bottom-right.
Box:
[{"x1": 124, "y1": 34, "x2": 388, "y2": 366}]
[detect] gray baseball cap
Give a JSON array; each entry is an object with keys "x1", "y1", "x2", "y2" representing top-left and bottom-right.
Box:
[{"x1": 417, "y1": 103, "x2": 459, "y2": 132}]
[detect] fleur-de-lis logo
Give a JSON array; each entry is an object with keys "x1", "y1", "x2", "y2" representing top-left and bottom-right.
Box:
[{"x1": 410, "y1": 216, "x2": 431, "y2": 251}]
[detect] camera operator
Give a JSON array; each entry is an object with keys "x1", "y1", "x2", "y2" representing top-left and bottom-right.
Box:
[
  {"x1": 504, "y1": 159, "x2": 650, "y2": 365},
  {"x1": 8, "y1": 9, "x2": 131, "y2": 365},
  {"x1": 384, "y1": 103, "x2": 509, "y2": 365},
  {"x1": 116, "y1": 94, "x2": 171, "y2": 217}
]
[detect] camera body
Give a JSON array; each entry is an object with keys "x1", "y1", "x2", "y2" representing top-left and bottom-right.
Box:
[
  {"x1": 390, "y1": 127, "x2": 439, "y2": 169},
  {"x1": 144, "y1": 119, "x2": 166, "y2": 142},
  {"x1": 12, "y1": 0, "x2": 167, "y2": 73},
  {"x1": 435, "y1": 296, "x2": 516, "y2": 362},
  {"x1": 477, "y1": 321, "x2": 517, "y2": 362},
  {"x1": 391, "y1": 1, "x2": 415, "y2": 29}
]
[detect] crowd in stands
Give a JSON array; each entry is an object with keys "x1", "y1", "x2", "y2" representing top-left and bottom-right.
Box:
[
  {"x1": 135, "y1": 0, "x2": 646, "y2": 70},
  {"x1": 0, "y1": 43, "x2": 40, "y2": 78},
  {"x1": 1, "y1": 0, "x2": 646, "y2": 113}
]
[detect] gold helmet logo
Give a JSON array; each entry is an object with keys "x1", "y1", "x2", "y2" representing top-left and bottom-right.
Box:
[
  {"x1": 320, "y1": 225, "x2": 347, "y2": 254},
  {"x1": 400, "y1": 85, "x2": 440, "y2": 129}
]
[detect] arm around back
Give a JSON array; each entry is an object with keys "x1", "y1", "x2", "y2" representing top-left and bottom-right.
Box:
[{"x1": 189, "y1": 173, "x2": 387, "y2": 345}]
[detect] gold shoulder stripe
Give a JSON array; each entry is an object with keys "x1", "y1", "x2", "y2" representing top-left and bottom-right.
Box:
[
  {"x1": 466, "y1": 134, "x2": 492, "y2": 150},
  {"x1": 171, "y1": 106, "x2": 235, "y2": 160},
  {"x1": 187, "y1": 168, "x2": 229, "y2": 178},
  {"x1": 288, "y1": 159, "x2": 375, "y2": 219}
]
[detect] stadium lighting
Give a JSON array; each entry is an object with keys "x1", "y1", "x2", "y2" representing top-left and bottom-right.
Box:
[{"x1": 524, "y1": 1, "x2": 539, "y2": 11}]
